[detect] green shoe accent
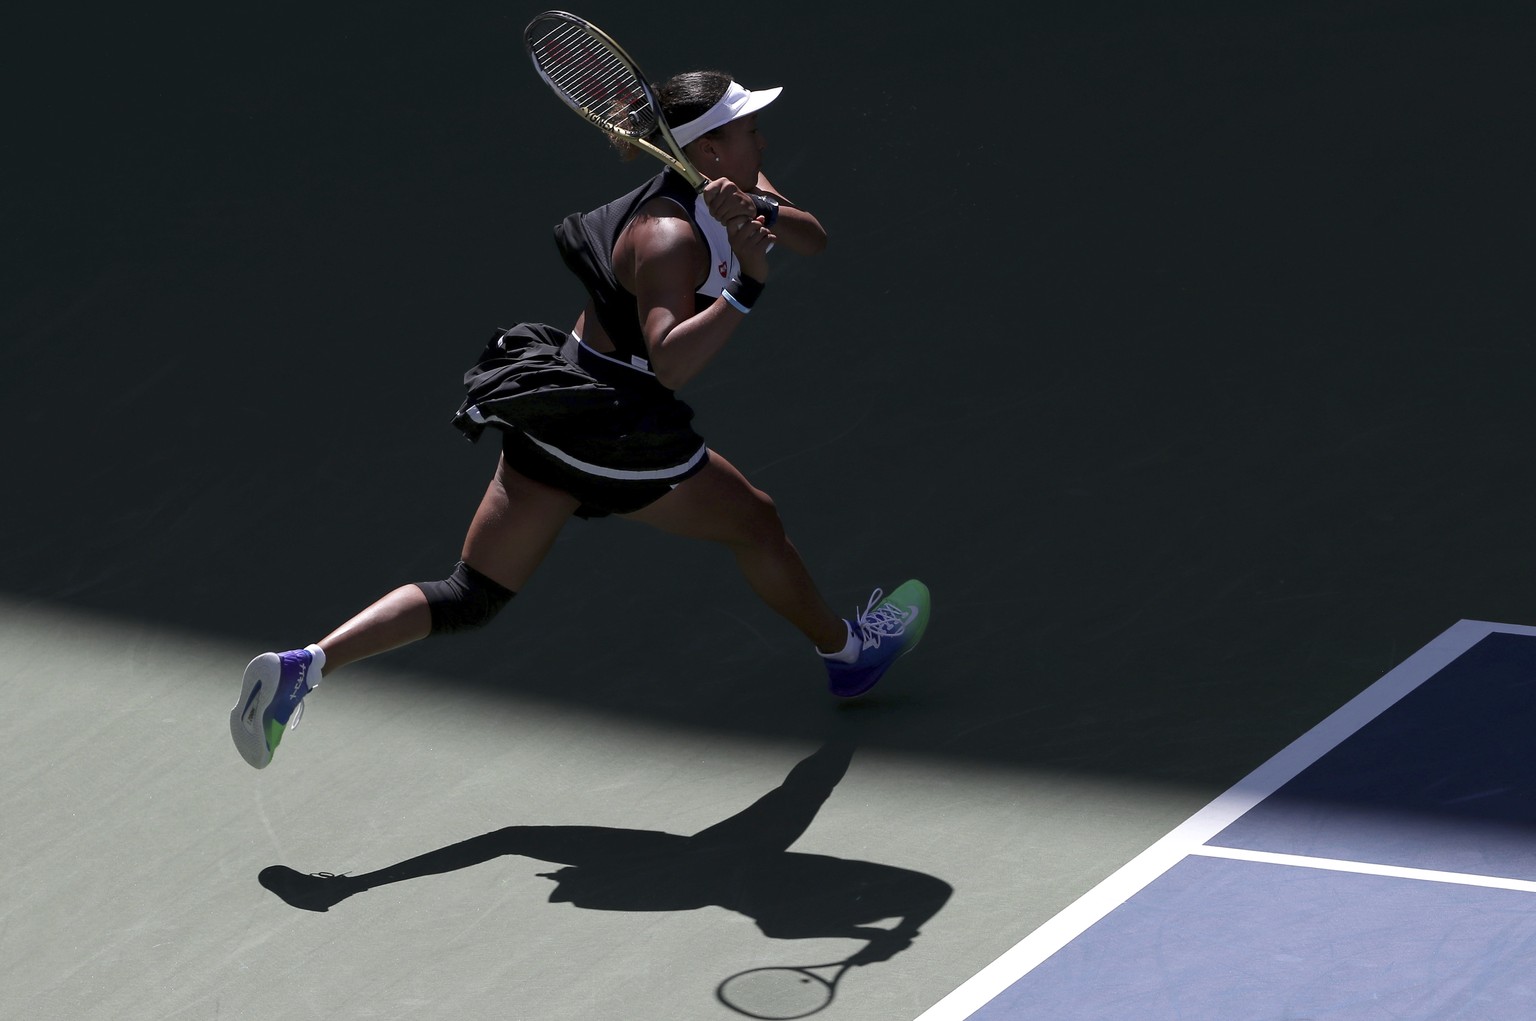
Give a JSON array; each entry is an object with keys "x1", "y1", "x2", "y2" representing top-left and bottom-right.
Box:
[
  {"x1": 885, "y1": 579, "x2": 931, "y2": 652},
  {"x1": 265, "y1": 718, "x2": 287, "y2": 755}
]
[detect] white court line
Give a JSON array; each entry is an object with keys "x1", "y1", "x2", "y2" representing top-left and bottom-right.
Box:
[
  {"x1": 1192, "y1": 844, "x2": 1536, "y2": 894},
  {"x1": 912, "y1": 619, "x2": 1536, "y2": 1021}
]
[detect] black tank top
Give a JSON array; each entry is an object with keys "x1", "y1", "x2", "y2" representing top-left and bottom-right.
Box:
[{"x1": 553, "y1": 169, "x2": 738, "y2": 374}]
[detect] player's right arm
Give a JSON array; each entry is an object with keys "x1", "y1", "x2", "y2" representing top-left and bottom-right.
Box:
[{"x1": 620, "y1": 194, "x2": 773, "y2": 391}]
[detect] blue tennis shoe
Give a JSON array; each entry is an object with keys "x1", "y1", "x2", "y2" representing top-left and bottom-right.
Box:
[
  {"x1": 230, "y1": 647, "x2": 322, "y2": 769},
  {"x1": 825, "y1": 580, "x2": 931, "y2": 698}
]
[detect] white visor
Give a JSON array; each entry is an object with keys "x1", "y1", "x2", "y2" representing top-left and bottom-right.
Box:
[{"x1": 668, "y1": 81, "x2": 782, "y2": 148}]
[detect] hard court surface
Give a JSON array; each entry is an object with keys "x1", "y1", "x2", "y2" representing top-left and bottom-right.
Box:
[{"x1": 5, "y1": 3, "x2": 1534, "y2": 1020}]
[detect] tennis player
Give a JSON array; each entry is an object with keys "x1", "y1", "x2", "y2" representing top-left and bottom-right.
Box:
[{"x1": 230, "y1": 71, "x2": 930, "y2": 770}]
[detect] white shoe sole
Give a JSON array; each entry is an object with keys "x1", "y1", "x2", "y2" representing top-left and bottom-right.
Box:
[{"x1": 230, "y1": 652, "x2": 282, "y2": 769}]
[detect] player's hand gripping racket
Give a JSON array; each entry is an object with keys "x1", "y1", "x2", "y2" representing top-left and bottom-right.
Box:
[
  {"x1": 716, "y1": 958, "x2": 856, "y2": 1019},
  {"x1": 524, "y1": 11, "x2": 706, "y2": 191}
]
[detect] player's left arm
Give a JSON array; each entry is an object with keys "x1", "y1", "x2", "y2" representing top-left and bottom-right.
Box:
[{"x1": 755, "y1": 172, "x2": 827, "y2": 257}]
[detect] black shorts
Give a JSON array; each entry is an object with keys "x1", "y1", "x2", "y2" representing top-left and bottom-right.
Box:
[{"x1": 451, "y1": 324, "x2": 710, "y2": 518}]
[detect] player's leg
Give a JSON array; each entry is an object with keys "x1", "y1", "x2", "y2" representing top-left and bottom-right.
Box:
[
  {"x1": 230, "y1": 455, "x2": 578, "y2": 768},
  {"x1": 624, "y1": 450, "x2": 931, "y2": 697},
  {"x1": 316, "y1": 455, "x2": 577, "y2": 673},
  {"x1": 623, "y1": 452, "x2": 849, "y2": 654}
]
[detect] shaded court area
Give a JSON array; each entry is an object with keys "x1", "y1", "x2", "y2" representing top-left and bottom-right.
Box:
[{"x1": 5, "y1": 2, "x2": 1535, "y2": 1019}]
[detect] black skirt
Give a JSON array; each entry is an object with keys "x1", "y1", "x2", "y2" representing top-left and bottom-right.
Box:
[{"x1": 451, "y1": 323, "x2": 710, "y2": 518}]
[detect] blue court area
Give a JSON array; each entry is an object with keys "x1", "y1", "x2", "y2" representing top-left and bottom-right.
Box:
[{"x1": 920, "y1": 622, "x2": 1536, "y2": 1021}]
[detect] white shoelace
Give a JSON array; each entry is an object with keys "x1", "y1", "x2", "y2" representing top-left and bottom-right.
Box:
[{"x1": 852, "y1": 588, "x2": 914, "y2": 647}]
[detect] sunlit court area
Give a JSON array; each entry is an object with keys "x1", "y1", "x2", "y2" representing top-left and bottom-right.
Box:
[{"x1": 6, "y1": 3, "x2": 1534, "y2": 1019}]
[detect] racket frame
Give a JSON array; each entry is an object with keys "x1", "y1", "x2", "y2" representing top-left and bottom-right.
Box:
[
  {"x1": 716, "y1": 961, "x2": 854, "y2": 1020},
  {"x1": 524, "y1": 10, "x2": 707, "y2": 191}
]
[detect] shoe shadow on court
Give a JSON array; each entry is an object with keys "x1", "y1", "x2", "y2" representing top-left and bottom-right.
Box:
[{"x1": 259, "y1": 738, "x2": 951, "y2": 1009}]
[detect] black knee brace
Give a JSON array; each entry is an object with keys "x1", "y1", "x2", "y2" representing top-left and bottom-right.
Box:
[{"x1": 415, "y1": 562, "x2": 515, "y2": 635}]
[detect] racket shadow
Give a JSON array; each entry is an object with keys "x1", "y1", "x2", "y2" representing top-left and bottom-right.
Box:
[
  {"x1": 716, "y1": 959, "x2": 857, "y2": 1020},
  {"x1": 258, "y1": 735, "x2": 952, "y2": 1014}
]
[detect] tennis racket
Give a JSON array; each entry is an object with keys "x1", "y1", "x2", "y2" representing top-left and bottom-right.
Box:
[
  {"x1": 716, "y1": 959, "x2": 855, "y2": 1019},
  {"x1": 524, "y1": 11, "x2": 706, "y2": 191}
]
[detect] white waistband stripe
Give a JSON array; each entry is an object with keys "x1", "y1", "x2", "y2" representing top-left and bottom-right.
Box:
[
  {"x1": 522, "y1": 429, "x2": 705, "y2": 481},
  {"x1": 466, "y1": 406, "x2": 705, "y2": 482}
]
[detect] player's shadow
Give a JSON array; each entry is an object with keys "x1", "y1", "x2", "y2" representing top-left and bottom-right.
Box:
[{"x1": 259, "y1": 738, "x2": 952, "y2": 977}]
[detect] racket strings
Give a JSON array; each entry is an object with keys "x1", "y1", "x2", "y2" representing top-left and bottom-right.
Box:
[
  {"x1": 546, "y1": 53, "x2": 652, "y2": 133},
  {"x1": 529, "y1": 21, "x2": 655, "y2": 136}
]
